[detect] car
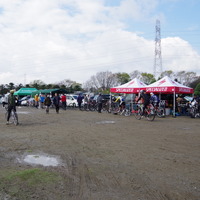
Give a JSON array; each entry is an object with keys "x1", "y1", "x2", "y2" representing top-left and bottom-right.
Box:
[
  {"x1": 66, "y1": 94, "x2": 78, "y2": 107},
  {"x1": 92, "y1": 94, "x2": 111, "y2": 104},
  {"x1": 18, "y1": 96, "x2": 31, "y2": 106}
]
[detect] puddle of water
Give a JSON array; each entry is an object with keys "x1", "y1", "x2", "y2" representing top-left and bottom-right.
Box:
[
  {"x1": 96, "y1": 121, "x2": 115, "y2": 124},
  {"x1": 17, "y1": 111, "x2": 30, "y2": 114},
  {"x1": 182, "y1": 127, "x2": 190, "y2": 130},
  {"x1": 22, "y1": 154, "x2": 60, "y2": 166}
]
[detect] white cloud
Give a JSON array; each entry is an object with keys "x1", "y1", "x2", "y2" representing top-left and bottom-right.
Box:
[{"x1": 0, "y1": 0, "x2": 199, "y2": 85}]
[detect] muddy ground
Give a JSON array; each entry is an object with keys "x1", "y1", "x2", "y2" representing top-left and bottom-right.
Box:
[{"x1": 0, "y1": 105, "x2": 199, "y2": 200}]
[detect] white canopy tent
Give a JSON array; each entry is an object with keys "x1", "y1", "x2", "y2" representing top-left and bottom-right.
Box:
[
  {"x1": 145, "y1": 76, "x2": 194, "y2": 116},
  {"x1": 110, "y1": 78, "x2": 147, "y2": 94}
]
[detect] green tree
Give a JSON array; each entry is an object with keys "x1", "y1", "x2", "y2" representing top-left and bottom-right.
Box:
[
  {"x1": 116, "y1": 72, "x2": 130, "y2": 85},
  {"x1": 0, "y1": 84, "x2": 8, "y2": 95},
  {"x1": 6, "y1": 82, "x2": 15, "y2": 91},
  {"x1": 194, "y1": 82, "x2": 200, "y2": 96},
  {"x1": 29, "y1": 80, "x2": 46, "y2": 89},
  {"x1": 141, "y1": 73, "x2": 156, "y2": 84}
]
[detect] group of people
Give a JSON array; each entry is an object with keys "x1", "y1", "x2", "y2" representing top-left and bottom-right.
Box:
[
  {"x1": 77, "y1": 93, "x2": 104, "y2": 113},
  {"x1": 176, "y1": 94, "x2": 200, "y2": 115},
  {"x1": 3, "y1": 89, "x2": 199, "y2": 125},
  {"x1": 35, "y1": 93, "x2": 66, "y2": 114}
]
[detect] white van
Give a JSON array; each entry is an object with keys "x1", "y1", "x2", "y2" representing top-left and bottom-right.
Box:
[{"x1": 66, "y1": 95, "x2": 78, "y2": 107}]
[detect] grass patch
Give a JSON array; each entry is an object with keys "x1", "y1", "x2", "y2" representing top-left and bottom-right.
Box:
[
  {"x1": 0, "y1": 168, "x2": 63, "y2": 199},
  {"x1": 7, "y1": 168, "x2": 60, "y2": 185}
]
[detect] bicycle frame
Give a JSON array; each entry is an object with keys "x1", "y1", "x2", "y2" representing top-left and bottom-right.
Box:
[{"x1": 134, "y1": 103, "x2": 155, "y2": 121}]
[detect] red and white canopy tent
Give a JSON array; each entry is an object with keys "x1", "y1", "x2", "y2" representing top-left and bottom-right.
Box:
[
  {"x1": 145, "y1": 76, "x2": 194, "y2": 116},
  {"x1": 110, "y1": 78, "x2": 147, "y2": 94}
]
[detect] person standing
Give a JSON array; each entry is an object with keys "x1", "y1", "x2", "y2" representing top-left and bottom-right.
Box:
[
  {"x1": 77, "y1": 93, "x2": 83, "y2": 110},
  {"x1": 97, "y1": 93, "x2": 103, "y2": 113},
  {"x1": 83, "y1": 94, "x2": 89, "y2": 110},
  {"x1": 53, "y1": 93, "x2": 60, "y2": 114},
  {"x1": 6, "y1": 90, "x2": 17, "y2": 125},
  {"x1": 39, "y1": 94, "x2": 45, "y2": 109},
  {"x1": 44, "y1": 94, "x2": 52, "y2": 114},
  {"x1": 61, "y1": 94, "x2": 67, "y2": 110},
  {"x1": 150, "y1": 92, "x2": 159, "y2": 107},
  {"x1": 34, "y1": 94, "x2": 39, "y2": 108}
]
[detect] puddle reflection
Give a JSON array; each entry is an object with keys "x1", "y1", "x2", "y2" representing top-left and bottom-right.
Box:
[
  {"x1": 23, "y1": 154, "x2": 59, "y2": 166},
  {"x1": 96, "y1": 121, "x2": 115, "y2": 124}
]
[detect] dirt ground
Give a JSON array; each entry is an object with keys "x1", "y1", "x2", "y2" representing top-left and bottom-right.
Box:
[{"x1": 0, "y1": 105, "x2": 199, "y2": 200}]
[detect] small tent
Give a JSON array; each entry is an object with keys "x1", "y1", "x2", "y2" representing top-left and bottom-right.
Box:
[
  {"x1": 14, "y1": 88, "x2": 37, "y2": 96},
  {"x1": 110, "y1": 78, "x2": 147, "y2": 94}
]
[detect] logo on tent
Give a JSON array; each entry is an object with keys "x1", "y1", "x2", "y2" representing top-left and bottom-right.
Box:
[
  {"x1": 158, "y1": 79, "x2": 166, "y2": 86},
  {"x1": 127, "y1": 81, "x2": 134, "y2": 86}
]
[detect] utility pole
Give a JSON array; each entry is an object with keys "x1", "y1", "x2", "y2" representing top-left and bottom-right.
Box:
[
  {"x1": 154, "y1": 19, "x2": 163, "y2": 79},
  {"x1": 24, "y1": 73, "x2": 26, "y2": 86}
]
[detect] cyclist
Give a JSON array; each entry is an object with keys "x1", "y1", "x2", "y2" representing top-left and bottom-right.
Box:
[
  {"x1": 136, "y1": 90, "x2": 150, "y2": 116},
  {"x1": 6, "y1": 90, "x2": 17, "y2": 125}
]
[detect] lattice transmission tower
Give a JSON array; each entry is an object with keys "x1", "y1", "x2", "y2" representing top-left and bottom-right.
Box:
[{"x1": 154, "y1": 19, "x2": 163, "y2": 79}]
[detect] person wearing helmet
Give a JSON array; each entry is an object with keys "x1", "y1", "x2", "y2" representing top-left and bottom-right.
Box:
[
  {"x1": 136, "y1": 90, "x2": 150, "y2": 116},
  {"x1": 6, "y1": 90, "x2": 17, "y2": 125},
  {"x1": 150, "y1": 92, "x2": 159, "y2": 107}
]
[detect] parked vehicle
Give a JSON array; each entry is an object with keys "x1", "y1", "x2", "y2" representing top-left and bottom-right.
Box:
[
  {"x1": 66, "y1": 95, "x2": 78, "y2": 107},
  {"x1": 18, "y1": 96, "x2": 31, "y2": 106}
]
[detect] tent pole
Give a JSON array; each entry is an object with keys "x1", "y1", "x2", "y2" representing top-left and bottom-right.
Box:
[
  {"x1": 173, "y1": 90, "x2": 176, "y2": 118},
  {"x1": 109, "y1": 92, "x2": 111, "y2": 112}
]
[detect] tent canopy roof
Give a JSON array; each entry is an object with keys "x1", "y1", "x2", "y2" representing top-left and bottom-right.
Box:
[
  {"x1": 14, "y1": 88, "x2": 37, "y2": 96},
  {"x1": 31, "y1": 88, "x2": 68, "y2": 96},
  {"x1": 110, "y1": 78, "x2": 147, "y2": 93},
  {"x1": 145, "y1": 76, "x2": 194, "y2": 94}
]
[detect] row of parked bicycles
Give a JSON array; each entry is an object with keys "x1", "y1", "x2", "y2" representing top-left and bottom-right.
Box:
[{"x1": 81, "y1": 100, "x2": 165, "y2": 121}]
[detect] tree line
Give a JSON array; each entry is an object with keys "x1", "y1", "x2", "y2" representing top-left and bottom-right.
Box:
[{"x1": 1, "y1": 70, "x2": 200, "y2": 96}]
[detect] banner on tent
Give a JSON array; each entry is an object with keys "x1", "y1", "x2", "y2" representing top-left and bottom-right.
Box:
[
  {"x1": 110, "y1": 88, "x2": 141, "y2": 93},
  {"x1": 146, "y1": 87, "x2": 169, "y2": 93}
]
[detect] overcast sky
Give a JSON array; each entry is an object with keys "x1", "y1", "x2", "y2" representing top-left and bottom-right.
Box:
[{"x1": 0, "y1": 0, "x2": 199, "y2": 85}]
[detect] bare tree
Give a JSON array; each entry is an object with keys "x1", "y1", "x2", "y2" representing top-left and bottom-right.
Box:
[
  {"x1": 160, "y1": 70, "x2": 175, "y2": 80},
  {"x1": 130, "y1": 70, "x2": 142, "y2": 79},
  {"x1": 175, "y1": 71, "x2": 197, "y2": 86},
  {"x1": 83, "y1": 71, "x2": 117, "y2": 91},
  {"x1": 57, "y1": 79, "x2": 75, "y2": 88}
]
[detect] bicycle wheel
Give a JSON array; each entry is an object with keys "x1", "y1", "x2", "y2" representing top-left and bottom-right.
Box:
[
  {"x1": 146, "y1": 108, "x2": 155, "y2": 121},
  {"x1": 13, "y1": 111, "x2": 19, "y2": 125},
  {"x1": 156, "y1": 107, "x2": 165, "y2": 118},
  {"x1": 5, "y1": 111, "x2": 8, "y2": 120},
  {"x1": 134, "y1": 107, "x2": 142, "y2": 120},
  {"x1": 124, "y1": 109, "x2": 131, "y2": 116},
  {"x1": 190, "y1": 107, "x2": 196, "y2": 118}
]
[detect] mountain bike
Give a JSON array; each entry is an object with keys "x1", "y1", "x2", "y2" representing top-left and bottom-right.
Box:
[
  {"x1": 134, "y1": 103, "x2": 155, "y2": 121},
  {"x1": 4, "y1": 105, "x2": 19, "y2": 125}
]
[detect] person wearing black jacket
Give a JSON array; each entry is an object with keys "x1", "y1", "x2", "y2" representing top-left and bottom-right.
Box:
[
  {"x1": 137, "y1": 90, "x2": 150, "y2": 116},
  {"x1": 6, "y1": 90, "x2": 17, "y2": 125},
  {"x1": 97, "y1": 93, "x2": 103, "y2": 113},
  {"x1": 53, "y1": 93, "x2": 60, "y2": 114}
]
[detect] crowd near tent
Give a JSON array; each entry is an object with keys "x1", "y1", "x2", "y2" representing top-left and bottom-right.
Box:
[
  {"x1": 110, "y1": 76, "x2": 194, "y2": 116},
  {"x1": 110, "y1": 78, "x2": 147, "y2": 94},
  {"x1": 14, "y1": 88, "x2": 37, "y2": 96}
]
